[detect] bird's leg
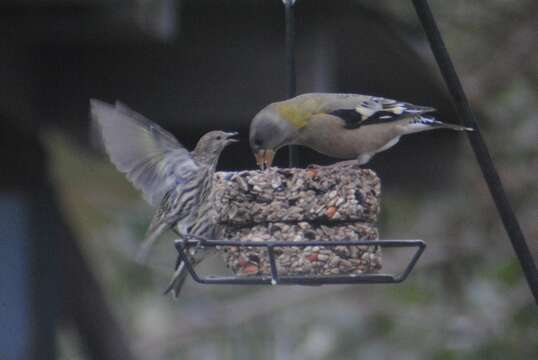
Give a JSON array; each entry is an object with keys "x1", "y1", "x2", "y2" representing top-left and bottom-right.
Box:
[{"x1": 172, "y1": 228, "x2": 188, "y2": 247}]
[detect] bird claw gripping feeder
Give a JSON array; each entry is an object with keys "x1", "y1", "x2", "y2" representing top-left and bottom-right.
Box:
[{"x1": 174, "y1": 0, "x2": 538, "y2": 303}]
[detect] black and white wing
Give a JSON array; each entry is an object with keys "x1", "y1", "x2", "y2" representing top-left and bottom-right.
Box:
[
  {"x1": 90, "y1": 99, "x2": 199, "y2": 206},
  {"x1": 313, "y1": 93, "x2": 437, "y2": 129}
]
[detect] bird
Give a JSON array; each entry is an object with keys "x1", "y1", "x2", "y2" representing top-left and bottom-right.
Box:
[
  {"x1": 90, "y1": 99, "x2": 238, "y2": 297},
  {"x1": 249, "y1": 93, "x2": 473, "y2": 168}
]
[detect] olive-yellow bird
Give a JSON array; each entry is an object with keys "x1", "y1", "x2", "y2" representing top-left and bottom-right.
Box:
[{"x1": 249, "y1": 93, "x2": 472, "y2": 168}]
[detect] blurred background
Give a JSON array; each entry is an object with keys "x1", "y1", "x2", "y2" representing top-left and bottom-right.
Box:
[{"x1": 1, "y1": 0, "x2": 537, "y2": 359}]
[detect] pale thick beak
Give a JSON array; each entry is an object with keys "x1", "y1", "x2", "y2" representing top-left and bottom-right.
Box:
[
  {"x1": 225, "y1": 132, "x2": 239, "y2": 143},
  {"x1": 254, "y1": 149, "x2": 275, "y2": 170}
]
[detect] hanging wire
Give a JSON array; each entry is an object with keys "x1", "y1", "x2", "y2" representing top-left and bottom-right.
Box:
[
  {"x1": 283, "y1": 0, "x2": 300, "y2": 167},
  {"x1": 412, "y1": 0, "x2": 538, "y2": 304}
]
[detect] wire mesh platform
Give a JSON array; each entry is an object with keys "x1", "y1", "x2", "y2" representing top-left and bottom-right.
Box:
[{"x1": 175, "y1": 236, "x2": 426, "y2": 285}]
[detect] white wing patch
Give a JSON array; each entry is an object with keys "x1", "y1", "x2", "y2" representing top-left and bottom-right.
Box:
[{"x1": 354, "y1": 105, "x2": 377, "y2": 121}]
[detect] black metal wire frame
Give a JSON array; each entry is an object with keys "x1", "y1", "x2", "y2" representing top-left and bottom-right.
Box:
[
  {"x1": 175, "y1": 236, "x2": 425, "y2": 285},
  {"x1": 412, "y1": 0, "x2": 538, "y2": 304}
]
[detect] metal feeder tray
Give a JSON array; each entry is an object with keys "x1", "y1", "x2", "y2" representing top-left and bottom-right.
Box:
[{"x1": 174, "y1": 235, "x2": 426, "y2": 286}]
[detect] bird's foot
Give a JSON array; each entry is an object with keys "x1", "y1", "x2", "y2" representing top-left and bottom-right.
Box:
[{"x1": 306, "y1": 160, "x2": 361, "y2": 170}]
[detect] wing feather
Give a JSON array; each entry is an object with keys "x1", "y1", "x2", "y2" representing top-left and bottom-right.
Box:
[
  {"x1": 90, "y1": 99, "x2": 199, "y2": 206},
  {"x1": 304, "y1": 93, "x2": 436, "y2": 129}
]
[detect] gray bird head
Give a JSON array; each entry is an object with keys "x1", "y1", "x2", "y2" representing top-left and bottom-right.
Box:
[
  {"x1": 249, "y1": 106, "x2": 298, "y2": 169},
  {"x1": 192, "y1": 130, "x2": 238, "y2": 165}
]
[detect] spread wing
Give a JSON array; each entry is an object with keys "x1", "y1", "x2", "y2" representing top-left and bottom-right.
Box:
[
  {"x1": 311, "y1": 93, "x2": 437, "y2": 129},
  {"x1": 90, "y1": 99, "x2": 199, "y2": 206}
]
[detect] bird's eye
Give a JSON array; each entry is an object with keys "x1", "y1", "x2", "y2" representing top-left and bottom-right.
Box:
[
  {"x1": 216, "y1": 136, "x2": 222, "y2": 140},
  {"x1": 254, "y1": 137, "x2": 263, "y2": 146}
]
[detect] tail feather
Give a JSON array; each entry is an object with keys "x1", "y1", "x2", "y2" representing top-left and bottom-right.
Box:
[
  {"x1": 135, "y1": 222, "x2": 167, "y2": 264},
  {"x1": 406, "y1": 115, "x2": 473, "y2": 132},
  {"x1": 163, "y1": 259, "x2": 189, "y2": 299},
  {"x1": 162, "y1": 246, "x2": 213, "y2": 299}
]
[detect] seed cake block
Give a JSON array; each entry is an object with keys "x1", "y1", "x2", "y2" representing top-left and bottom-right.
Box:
[{"x1": 213, "y1": 165, "x2": 382, "y2": 276}]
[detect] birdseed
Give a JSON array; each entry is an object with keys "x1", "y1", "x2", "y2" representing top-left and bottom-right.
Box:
[
  {"x1": 213, "y1": 165, "x2": 382, "y2": 276},
  {"x1": 214, "y1": 166, "x2": 380, "y2": 225},
  {"x1": 219, "y1": 222, "x2": 381, "y2": 276}
]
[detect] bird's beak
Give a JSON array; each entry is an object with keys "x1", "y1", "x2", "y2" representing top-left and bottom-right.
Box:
[
  {"x1": 255, "y1": 149, "x2": 275, "y2": 170},
  {"x1": 225, "y1": 132, "x2": 239, "y2": 143}
]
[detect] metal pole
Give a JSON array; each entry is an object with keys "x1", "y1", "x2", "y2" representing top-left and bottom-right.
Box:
[
  {"x1": 283, "y1": 0, "x2": 300, "y2": 167},
  {"x1": 412, "y1": 0, "x2": 538, "y2": 304}
]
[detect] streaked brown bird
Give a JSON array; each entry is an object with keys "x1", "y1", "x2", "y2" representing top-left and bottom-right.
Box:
[{"x1": 91, "y1": 99, "x2": 237, "y2": 297}]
